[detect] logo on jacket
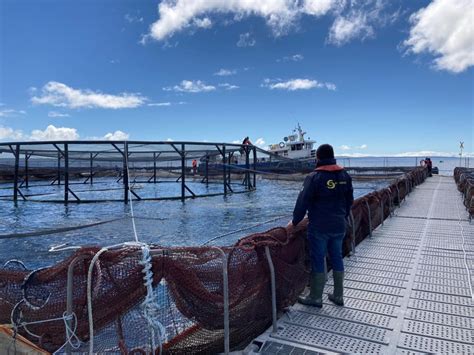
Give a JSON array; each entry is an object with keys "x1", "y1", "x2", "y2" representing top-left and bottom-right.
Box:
[{"x1": 327, "y1": 180, "x2": 336, "y2": 189}]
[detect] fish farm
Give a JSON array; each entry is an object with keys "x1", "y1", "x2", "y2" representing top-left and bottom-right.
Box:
[{"x1": 0, "y1": 140, "x2": 473, "y2": 354}]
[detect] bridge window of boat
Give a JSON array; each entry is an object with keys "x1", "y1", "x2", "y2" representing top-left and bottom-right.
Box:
[{"x1": 291, "y1": 143, "x2": 304, "y2": 151}]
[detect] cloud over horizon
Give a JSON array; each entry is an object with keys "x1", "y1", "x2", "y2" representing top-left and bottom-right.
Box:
[{"x1": 31, "y1": 82, "x2": 147, "y2": 109}]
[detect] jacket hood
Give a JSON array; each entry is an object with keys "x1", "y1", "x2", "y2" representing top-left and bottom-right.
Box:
[{"x1": 315, "y1": 158, "x2": 344, "y2": 172}]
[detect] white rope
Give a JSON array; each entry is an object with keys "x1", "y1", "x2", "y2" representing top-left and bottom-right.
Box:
[{"x1": 87, "y1": 247, "x2": 108, "y2": 354}]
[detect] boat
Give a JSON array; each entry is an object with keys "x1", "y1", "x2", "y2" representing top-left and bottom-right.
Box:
[{"x1": 202, "y1": 124, "x2": 317, "y2": 174}]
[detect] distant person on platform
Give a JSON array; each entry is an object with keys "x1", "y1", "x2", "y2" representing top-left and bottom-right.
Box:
[
  {"x1": 425, "y1": 158, "x2": 433, "y2": 177},
  {"x1": 287, "y1": 144, "x2": 354, "y2": 308}
]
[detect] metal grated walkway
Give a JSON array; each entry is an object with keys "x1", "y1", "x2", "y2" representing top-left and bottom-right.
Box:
[{"x1": 248, "y1": 176, "x2": 474, "y2": 354}]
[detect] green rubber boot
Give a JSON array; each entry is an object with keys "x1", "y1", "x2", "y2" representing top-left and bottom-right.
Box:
[
  {"x1": 328, "y1": 271, "x2": 344, "y2": 306},
  {"x1": 298, "y1": 273, "x2": 326, "y2": 308}
]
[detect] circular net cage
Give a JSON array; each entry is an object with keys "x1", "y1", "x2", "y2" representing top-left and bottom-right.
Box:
[{"x1": 0, "y1": 140, "x2": 274, "y2": 203}]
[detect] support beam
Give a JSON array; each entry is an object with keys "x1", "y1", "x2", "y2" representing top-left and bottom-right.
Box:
[
  {"x1": 153, "y1": 152, "x2": 157, "y2": 183},
  {"x1": 252, "y1": 146, "x2": 257, "y2": 190},
  {"x1": 90, "y1": 152, "x2": 94, "y2": 185},
  {"x1": 181, "y1": 143, "x2": 186, "y2": 202},
  {"x1": 245, "y1": 146, "x2": 251, "y2": 190},
  {"x1": 24, "y1": 153, "x2": 29, "y2": 188},
  {"x1": 57, "y1": 151, "x2": 61, "y2": 185},
  {"x1": 223, "y1": 145, "x2": 227, "y2": 196},
  {"x1": 64, "y1": 143, "x2": 69, "y2": 203},
  {"x1": 123, "y1": 142, "x2": 129, "y2": 204},
  {"x1": 13, "y1": 144, "x2": 20, "y2": 202}
]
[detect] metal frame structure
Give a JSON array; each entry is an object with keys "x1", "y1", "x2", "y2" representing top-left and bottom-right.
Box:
[{"x1": 0, "y1": 140, "x2": 259, "y2": 204}]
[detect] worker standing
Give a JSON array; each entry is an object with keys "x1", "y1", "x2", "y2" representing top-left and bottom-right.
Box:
[
  {"x1": 287, "y1": 144, "x2": 354, "y2": 308},
  {"x1": 192, "y1": 159, "x2": 198, "y2": 175}
]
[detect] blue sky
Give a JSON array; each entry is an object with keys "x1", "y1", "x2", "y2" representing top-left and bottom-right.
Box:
[{"x1": 0, "y1": 0, "x2": 472, "y2": 156}]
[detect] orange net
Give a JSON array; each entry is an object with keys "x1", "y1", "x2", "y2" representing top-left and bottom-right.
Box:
[{"x1": 0, "y1": 167, "x2": 428, "y2": 354}]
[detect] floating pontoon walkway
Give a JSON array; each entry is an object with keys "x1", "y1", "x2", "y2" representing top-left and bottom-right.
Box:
[{"x1": 250, "y1": 176, "x2": 474, "y2": 354}]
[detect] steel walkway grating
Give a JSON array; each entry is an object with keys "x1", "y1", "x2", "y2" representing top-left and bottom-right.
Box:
[{"x1": 247, "y1": 176, "x2": 474, "y2": 354}]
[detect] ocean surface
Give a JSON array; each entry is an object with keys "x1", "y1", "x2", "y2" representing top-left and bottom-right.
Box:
[{"x1": 0, "y1": 156, "x2": 463, "y2": 269}]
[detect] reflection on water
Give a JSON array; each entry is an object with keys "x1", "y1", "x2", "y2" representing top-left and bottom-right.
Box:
[{"x1": 0, "y1": 177, "x2": 387, "y2": 268}]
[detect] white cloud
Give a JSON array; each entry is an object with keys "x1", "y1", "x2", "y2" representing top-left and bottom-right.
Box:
[
  {"x1": 166, "y1": 138, "x2": 174, "y2": 141},
  {"x1": 0, "y1": 126, "x2": 24, "y2": 140},
  {"x1": 0, "y1": 108, "x2": 26, "y2": 117},
  {"x1": 262, "y1": 78, "x2": 336, "y2": 91},
  {"x1": 304, "y1": 0, "x2": 337, "y2": 16},
  {"x1": 277, "y1": 54, "x2": 304, "y2": 62},
  {"x1": 237, "y1": 32, "x2": 256, "y2": 47},
  {"x1": 340, "y1": 145, "x2": 351, "y2": 150},
  {"x1": 148, "y1": 102, "x2": 172, "y2": 106},
  {"x1": 214, "y1": 68, "x2": 237, "y2": 76},
  {"x1": 148, "y1": 1, "x2": 305, "y2": 41},
  {"x1": 328, "y1": 10, "x2": 373, "y2": 46},
  {"x1": 164, "y1": 80, "x2": 216, "y2": 93},
  {"x1": 193, "y1": 17, "x2": 212, "y2": 29},
  {"x1": 31, "y1": 81, "x2": 147, "y2": 109},
  {"x1": 404, "y1": 0, "x2": 474, "y2": 73},
  {"x1": 103, "y1": 130, "x2": 130, "y2": 140},
  {"x1": 359, "y1": 144, "x2": 368, "y2": 149},
  {"x1": 219, "y1": 83, "x2": 239, "y2": 90},
  {"x1": 125, "y1": 14, "x2": 144, "y2": 23},
  {"x1": 254, "y1": 137, "x2": 266, "y2": 147},
  {"x1": 48, "y1": 111, "x2": 70, "y2": 118},
  {"x1": 29, "y1": 125, "x2": 79, "y2": 141}
]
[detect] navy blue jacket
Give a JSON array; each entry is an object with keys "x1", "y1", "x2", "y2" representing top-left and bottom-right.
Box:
[{"x1": 292, "y1": 159, "x2": 354, "y2": 234}]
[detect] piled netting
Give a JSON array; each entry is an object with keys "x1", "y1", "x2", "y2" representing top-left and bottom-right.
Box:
[
  {"x1": 454, "y1": 167, "x2": 474, "y2": 217},
  {"x1": 0, "y1": 167, "x2": 428, "y2": 354}
]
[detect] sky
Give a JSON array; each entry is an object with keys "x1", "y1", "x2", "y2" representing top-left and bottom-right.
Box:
[{"x1": 0, "y1": 0, "x2": 473, "y2": 157}]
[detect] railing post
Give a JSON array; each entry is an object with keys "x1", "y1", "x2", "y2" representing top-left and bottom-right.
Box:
[
  {"x1": 264, "y1": 246, "x2": 278, "y2": 334},
  {"x1": 380, "y1": 198, "x2": 384, "y2": 226},
  {"x1": 349, "y1": 211, "x2": 356, "y2": 255}
]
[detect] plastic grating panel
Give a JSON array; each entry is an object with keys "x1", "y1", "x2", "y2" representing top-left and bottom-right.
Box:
[
  {"x1": 337, "y1": 280, "x2": 405, "y2": 296},
  {"x1": 416, "y1": 263, "x2": 469, "y2": 274},
  {"x1": 395, "y1": 349, "x2": 429, "y2": 355},
  {"x1": 352, "y1": 252, "x2": 415, "y2": 262},
  {"x1": 294, "y1": 303, "x2": 396, "y2": 329},
  {"x1": 415, "y1": 270, "x2": 471, "y2": 281},
  {"x1": 258, "y1": 341, "x2": 322, "y2": 355},
  {"x1": 408, "y1": 299, "x2": 473, "y2": 317},
  {"x1": 356, "y1": 246, "x2": 417, "y2": 256},
  {"x1": 344, "y1": 260, "x2": 412, "y2": 274},
  {"x1": 327, "y1": 297, "x2": 399, "y2": 316},
  {"x1": 285, "y1": 311, "x2": 389, "y2": 344},
  {"x1": 343, "y1": 288, "x2": 402, "y2": 306},
  {"x1": 405, "y1": 309, "x2": 473, "y2": 328},
  {"x1": 420, "y1": 255, "x2": 473, "y2": 268},
  {"x1": 410, "y1": 290, "x2": 473, "y2": 306},
  {"x1": 398, "y1": 333, "x2": 474, "y2": 354},
  {"x1": 363, "y1": 240, "x2": 420, "y2": 249},
  {"x1": 349, "y1": 255, "x2": 415, "y2": 268},
  {"x1": 402, "y1": 320, "x2": 473, "y2": 344},
  {"x1": 337, "y1": 273, "x2": 407, "y2": 288},
  {"x1": 414, "y1": 275, "x2": 471, "y2": 288},
  {"x1": 273, "y1": 324, "x2": 387, "y2": 354},
  {"x1": 412, "y1": 282, "x2": 472, "y2": 297},
  {"x1": 345, "y1": 268, "x2": 409, "y2": 281}
]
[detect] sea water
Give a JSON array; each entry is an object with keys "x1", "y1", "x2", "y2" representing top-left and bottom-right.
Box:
[{"x1": 0, "y1": 177, "x2": 386, "y2": 268}]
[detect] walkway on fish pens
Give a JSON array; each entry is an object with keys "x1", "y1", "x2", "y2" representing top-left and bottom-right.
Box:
[{"x1": 249, "y1": 175, "x2": 474, "y2": 354}]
